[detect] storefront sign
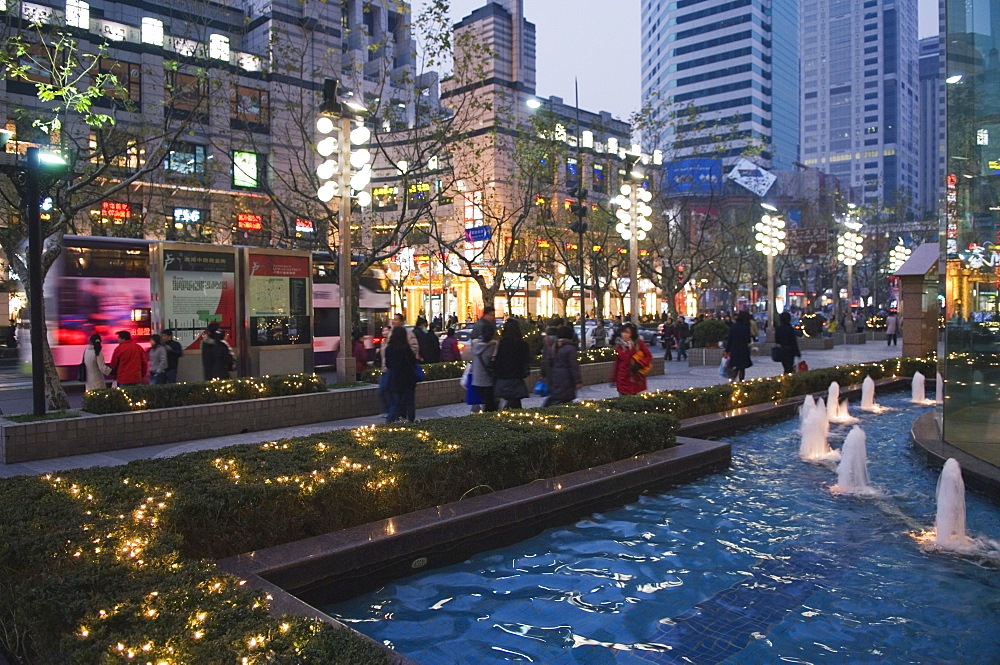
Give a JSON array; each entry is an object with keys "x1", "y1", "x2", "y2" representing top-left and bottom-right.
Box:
[
  {"x1": 173, "y1": 207, "x2": 201, "y2": 224},
  {"x1": 295, "y1": 218, "x2": 314, "y2": 233},
  {"x1": 102, "y1": 201, "x2": 131, "y2": 219},
  {"x1": 237, "y1": 213, "x2": 263, "y2": 230},
  {"x1": 959, "y1": 243, "x2": 1000, "y2": 270}
]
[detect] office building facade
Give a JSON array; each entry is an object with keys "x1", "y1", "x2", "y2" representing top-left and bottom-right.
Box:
[
  {"x1": 640, "y1": 0, "x2": 799, "y2": 169},
  {"x1": 918, "y1": 35, "x2": 945, "y2": 218},
  {"x1": 799, "y1": 0, "x2": 920, "y2": 209}
]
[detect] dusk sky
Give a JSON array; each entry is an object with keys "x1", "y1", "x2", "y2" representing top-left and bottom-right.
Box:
[{"x1": 416, "y1": 0, "x2": 941, "y2": 123}]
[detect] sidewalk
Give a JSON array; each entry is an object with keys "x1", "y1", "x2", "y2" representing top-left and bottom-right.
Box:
[{"x1": 0, "y1": 342, "x2": 904, "y2": 478}]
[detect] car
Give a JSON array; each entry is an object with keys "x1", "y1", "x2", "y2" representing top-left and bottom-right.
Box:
[{"x1": 637, "y1": 327, "x2": 659, "y2": 346}]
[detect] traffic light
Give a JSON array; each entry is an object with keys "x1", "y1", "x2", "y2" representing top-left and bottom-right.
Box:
[{"x1": 568, "y1": 186, "x2": 588, "y2": 234}]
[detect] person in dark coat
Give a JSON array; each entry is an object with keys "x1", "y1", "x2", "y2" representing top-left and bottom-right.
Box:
[
  {"x1": 440, "y1": 328, "x2": 462, "y2": 362},
  {"x1": 384, "y1": 325, "x2": 418, "y2": 422},
  {"x1": 201, "y1": 327, "x2": 233, "y2": 380},
  {"x1": 774, "y1": 311, "x2": 801, "y2": 374},
  {"x1": 724, "y1": 310, "x2": 754, "y2": 382},
  {"x1": 414, "y1": 317, "x2": 440, "y2": 364},
  {"x1": 543, "y1": 326, "x2": 581, "y2": 407},
  {"x1": 494, "y1": 319, "x2": 531, "y2": 409}
]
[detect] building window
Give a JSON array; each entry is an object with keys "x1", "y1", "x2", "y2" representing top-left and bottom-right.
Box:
[
  {"x1": 166, "y1": 71, "x2": 208, "y2": 121},
  {"x1": 231, "y1": 85, "x2": 269, "y2": 128},
  {"x1": 65, "y1": 0, "x2": 89, "y2": 29},
  {"x1": 165, "y1": 142, "x2": 206, "y2": 176},
  {"x1": 209, "y1": 34, "x2": 230, "y2": 61},
  {"x1": 592, "y1": 163, "x2": 606, "y2": 193},
  {"x1": 233, "y1": 150, "x2": 261, "y2": 188},
  {"x1": 99, "y1": 58, "x2": 141, "y2": 108},
  {"x1": 141, "y1": 17, "x2": 163, "y2": 46}
]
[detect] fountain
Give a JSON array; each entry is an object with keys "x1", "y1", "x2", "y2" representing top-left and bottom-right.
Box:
[
  {"x1": 936, "y1": 372, "x2": 944, "y2": 405},
  {"x1": 934, "y1": 459, "x2": 972, "y2": 551},
  {"x1": 838, "y1": 399, "x2": 856, "y2": 423},
  {"x1": 827, "y1": 383, "x2": 840, "y2": 421},
  {"x1": 799, "y1": 397, "x2": 839, "y2": 462},
  {"x1": 800, "y1": 394, "x2": 816, "y2": 427},
  {"x1": 911, "y1": 371, "x2": 935, "y2": 405},
  {"x1": 830, "y1": 426, "x2": 878, "y2": 496},
  {"x1": 860, "y1": 376, "x2": 880, "y2": 411}
]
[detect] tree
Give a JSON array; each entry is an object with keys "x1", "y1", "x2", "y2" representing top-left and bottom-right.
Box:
[{"x1": 0, "y1": 22, "x2": 210, "y2": 408}]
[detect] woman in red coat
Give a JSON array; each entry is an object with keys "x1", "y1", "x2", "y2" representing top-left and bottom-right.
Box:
[{"x1": 611, "y1": 323, "x2": 652, "y2": 396}]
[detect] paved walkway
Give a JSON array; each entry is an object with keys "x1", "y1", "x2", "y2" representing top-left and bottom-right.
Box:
[{"x1": 0, "y1": 342, "x2": 904, "y2": 478}]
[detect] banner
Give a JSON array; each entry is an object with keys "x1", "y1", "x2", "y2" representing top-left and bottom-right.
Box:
[
  {"x1": 162, "y1": 249, "x2": 236, "y2": 350},
  {"x1": 666, "y1": 158, "x2": 722, "y2": 193}
]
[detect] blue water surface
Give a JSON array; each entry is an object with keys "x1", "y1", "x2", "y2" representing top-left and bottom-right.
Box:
[{"x1": 326, "y1": 392, "x2": 1000, "y2": 664}]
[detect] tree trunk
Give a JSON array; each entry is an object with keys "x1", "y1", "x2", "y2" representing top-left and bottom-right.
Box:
[{"x1": 21, "y1": 277, "x2": 70, "y2": 411}]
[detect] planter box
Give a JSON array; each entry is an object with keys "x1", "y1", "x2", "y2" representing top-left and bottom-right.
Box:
[
  {"x1": 798, "y1": 336, "x2": 834, "y2": 350},
  {"x1": 832, "y1": 332, "x2": 867, "y2": 345},
  {"x1": 867, "y1": 330, "x2": 887, "y2": 341},
  {"x1": 0, "y1": 359, "x2": 664, "y2": 464}
]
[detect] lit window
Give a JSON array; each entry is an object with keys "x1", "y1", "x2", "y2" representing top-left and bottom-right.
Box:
[
  {"x1": 141, "y1": 17, "x2": 163, "y2": 46},
  {"x1": 233, "y1": 150, "x2": 259, "y2": 188},
  {"x1": 65, "y1": 0, "x2": 88, "y2": 28},
  {"x1": 209, "y1": 34, "x2": 230, "y2": 61}
]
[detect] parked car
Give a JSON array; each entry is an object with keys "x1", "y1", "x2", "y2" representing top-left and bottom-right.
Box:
[{"x1": 637, "y1": 327, "x2": 659, "y2": 346}]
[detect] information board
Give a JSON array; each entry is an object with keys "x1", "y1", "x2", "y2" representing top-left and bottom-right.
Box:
[
  {"x1": 247, "y1": 253, "x2": 311, "y2": 346},
  {"x1": 162, "y1": 249, "x2": 236, "y2": 350}
]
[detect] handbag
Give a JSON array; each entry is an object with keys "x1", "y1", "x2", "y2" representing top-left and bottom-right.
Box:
[
  {"x1": 414, "y1": 364, "x2": 425, "y2": 382},
  {"x1": 770, "y1": 346, "x2": 782, "y2": 362},
  {"x1": 798, "y1": 360, "x2": 809, "y2": 372},
  {"x1": 533, "y1": 380, "x2": 549, "y2": 397},
  {"x1": 630, "y1": 348, "x2": 651, "y2": 376},
  {"x1": 77, "y1": 360, "x2": 87, "y2": 382},
  {"x1": 719, "y1": 357, "x2": 729, "y2": 378}
]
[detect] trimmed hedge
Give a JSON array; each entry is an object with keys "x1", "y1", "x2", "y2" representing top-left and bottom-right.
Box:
[
  {"x1": 0, "y1": 355, "x2": 932, "y2": 664},
  {"x1": 82, "y1": 373, "x2": 327, "y2": 414}
]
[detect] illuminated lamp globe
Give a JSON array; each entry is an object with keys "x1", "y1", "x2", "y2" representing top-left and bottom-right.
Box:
[
  {"x1": 619, "y1": 198, "x2": 631, "y2": 211},
  {"x1": 350, "y1": 148, "x2": 371, "y2": 168},
  {"x1": 620, "y1": 184, "x2": 632, "y2": 196},
  {"x1": 316, "y1": 116, "x2": 335, "y2": 134},
  {"x1": 636, "y1": 230, "x2": 647, "y2": 241},
  {"x1": 756, "y1": 243, "x2": 765, "y2": 252},
  {"x1": 317, "y1": 137, "x2": 338, "y2": 157},
  {"x1": 317, "y1": 181, "x2": 337, "y2": 202},
  {"x1": 316, "y1": 160, "x2": 338, "y2": 180},
  {"x1": 620, "y1": 229, "x2": 633, "y2": 240},
  {"x1": 356, "y1": 190, "x2": 372, "y2": 207},
  {"x1": 350, "y1": 164, "x2": 372, "y2": 190},
  {"x1": 638, "y1": 188, "x2": 652, "y2": 203},
  {"x1": 615, "y1": 222, "x2": 627, "y2": 235},
  {"x1": 350, "y1": 126, "x2": 371, "y2": 145},
  {"x1": 616, "y1": 209, "x2": 631, "y2": 223}
]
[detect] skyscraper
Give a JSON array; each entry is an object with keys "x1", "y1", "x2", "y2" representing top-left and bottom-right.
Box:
[
  {"x1": 799, "y1": 0, "x2": 920, "y2": 209},
  {"x1": 640, "y1": 0, "x2": 799, "y2": 169},
  {"x1": 918, "y1": 36, "x2": 945, "y2": 218}
]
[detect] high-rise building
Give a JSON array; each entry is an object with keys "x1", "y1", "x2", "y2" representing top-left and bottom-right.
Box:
[
  {"x1": 640, "y1": 0, "x2": 799, "y2": 169},
  {"x1": 918, "y1": 36, "x2": 945, "y2": 218},
  {"x1": 799, "y1": 0, "x2": 920, "y2": 209}
]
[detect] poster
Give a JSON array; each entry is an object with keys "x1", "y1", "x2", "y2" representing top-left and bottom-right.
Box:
[
  {"x1": 162, "y1": 249, "x2": 237, "y2": 349},
  {"x1": 247, "y1": 253, "x2": 311, "y2": 346}
]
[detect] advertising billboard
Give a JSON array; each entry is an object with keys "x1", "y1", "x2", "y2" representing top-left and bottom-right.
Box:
[
  {"x1": 666, "y1": 158, "x2": 723, "y2": 194},
  {"x1": 162, "y1": 249, "x2": 237, "y2": 349},
  {"x1": 247, "y1": 253, "x2": 311, "y2": 346}
]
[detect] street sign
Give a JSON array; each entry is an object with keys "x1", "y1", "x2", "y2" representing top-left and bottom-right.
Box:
[
  {"x1": 786, "y1": 227, "x2": 828, "y2": 255},
  {"x1": 464, "y1": 225, "x2": 491, "y2": 243}
]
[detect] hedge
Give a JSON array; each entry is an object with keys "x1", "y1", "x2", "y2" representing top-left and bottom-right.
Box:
[
  {"x1": 0, "y1": 356, "x2": 932, "y2": 664},
  {"x1": 82, "y1": 373, "x2": 327, "y2": 414},
  {"x1": 361, "y1": 346, "x2": 617, "y2": 384}
]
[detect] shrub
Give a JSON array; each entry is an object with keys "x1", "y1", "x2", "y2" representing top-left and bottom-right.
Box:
[
  {"x1": 691, "y1": 319, "x2": 729, "y2": 347},
  {"x1": 82, "y1": 374, "x2": 326, "y2": 414}
]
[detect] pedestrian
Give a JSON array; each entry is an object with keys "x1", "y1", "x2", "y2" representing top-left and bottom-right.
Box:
[
  {"x1": 543, "y1": 325, "x2": 582, "y2": 407},
  {"x1": 384, "y1": 325, "x2": 418, "y2": 422},
  {"x1": 201, "y1": 327, "x2": 234, "y2": 380},
  {"x1": 592, "y1": 318, "x2": 608, "y2": 348},
  {"x1": 886, "y1": 310, "x2": 899, "y2": 346},
  {"x1": 612, "y1": 323, "x2": 651, "y2": 396},
  {"x1": 724, "y1": 310, "x2": 754, "y2": 382},
  {"x1": 81, "y1": 333, "x2": 111, "y2": 392},
  {"x1": 148, "y1": 334, "x2": 168, "y2": 384},
  {"x1": 856, "y1": 311, "x2": 867, "y2": 332},
  {"x1": 160, "y1": 329, "x2": 183, "y2": 384},
  {"x1": 110, "y1": 330, "x2": 147, "y2": 387},
  {"x1": 352, "y1": 331, "x2": 368, "y2": 381},
  {"x1": 440, "y1": 328, "x2": 462, "y2": 362},
  {"x1": 379, "y1": 313, "x2": 419, "y2": 366},
  {"x1": 471, "y1": 305, "x2": 497, "y2": 341},
  {"x1": 661, "y1": 317, "x2": 676, "y2": 361},
  {"x1": 494, "y1": 319, "x2": 530, "y2": 409},
  {"x1": 470, "y1": 326, "x2": 499, "y2": 412},
  {"x1": 674, "y1": 317, "x2": 690, "y2": 361},
  {"x1": 773, "y1": 311, "x2": 801, "y2": 374},
  {"x1": 414, "y1": 316, "x2": 441, "y2": 364}
]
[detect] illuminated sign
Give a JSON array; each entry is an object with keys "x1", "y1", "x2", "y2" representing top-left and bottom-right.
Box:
[
  {"x1": 408, "y1": 183, "x2": 430, "y2": 194},
  {"x1": 372, "y1": 186, "x2": 398, "y2": 197},
  {"x1": 233, "y1": 151, "x2": 259, "y2": 188},
  {"x1": 173, "y1": 207, "x2": 201, "y2": 224},
  {"x1": 237, "y1": 213, "x2": 263, "y2": 230},
  {"x1": 295, "y1": 218, "x2": 314, "y2": 233},
  {"x1": 958, "y1": 243, "x2": 1000, "y2": 270},
  {"x1": 102, "y1": 201, "x2": 131, "y2": 219}
]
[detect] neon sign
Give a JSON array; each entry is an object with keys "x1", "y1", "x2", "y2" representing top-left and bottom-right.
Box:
[
  {"x1": 101, "y1": 201, "x2": 131, "y2": 219},
  {"x1": 237, "y1": 213, "x2": 263, "y2": 230}
]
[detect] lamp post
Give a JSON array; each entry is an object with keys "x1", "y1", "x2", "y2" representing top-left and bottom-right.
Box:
[
  {"x1": 0, "y1": 139, "x2": 67, "y2": 416},
  {"x1": 888, "y1": 239, "x2": 911, "y2": 272},
  {"x1": 837, "y1": 221, "x2": 864, "y2": 332},
  {"x1": 755, "y1": 204, "x2": 785, "y2": 335},
  {"x1": 612, "y1": 161, "x2": 652, "y2": 322},
  {"x1": 317, "y1": 82, "x2": 370, "y2": 382}
]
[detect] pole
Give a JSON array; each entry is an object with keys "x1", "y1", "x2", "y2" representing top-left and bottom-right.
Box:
[
  {"x1": 629, "y1": 187, "x2": 640, "y2": 323},
  {"x1": 26, "y1": 147, "x2": 45, "y2": 416},
  {"x1": 766, "y1": 253, "x2": 775, "y2": 343},
  {"x1": 847, "y1": 263, "x2": 854, "y2": 328},
  {"x1": 578, "y1": 228, "x2": 586, "y2": 349},
  {"x1": 336, "y1": 116, "x2": 355, "y2": 383}
]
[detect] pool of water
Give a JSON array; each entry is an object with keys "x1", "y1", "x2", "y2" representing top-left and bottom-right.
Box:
[{"x1": 325, "y1": 392, "x2": 1000, "y2": 664}]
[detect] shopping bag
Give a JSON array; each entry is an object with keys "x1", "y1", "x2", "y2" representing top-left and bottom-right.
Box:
[
  {"x1": 798, "y1": 360, "x2": 809, "y2": 372},
  {"x1": 718, "y1": 357, "x2": 729, "y2": 378},
  {"x1": 533, "y1": 380, "x2": 549, "y2": 397}
]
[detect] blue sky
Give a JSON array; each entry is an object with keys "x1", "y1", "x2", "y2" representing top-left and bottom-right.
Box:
[{"x1": 416, "y1": 0, "x2": 940, "y2": 122}]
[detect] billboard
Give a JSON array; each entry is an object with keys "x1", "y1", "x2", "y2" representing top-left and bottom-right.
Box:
[
  {"x1": 162, "y1": 249, "x2": 237, "y2": 349},
  {"x1": 247, "y1": 253, "x2": 312, "y2": 347},
  {"x1": 666, "y1": 158, "x2": 723, "y2": 193},
  {"x1": 727, "y1": 158, "x2": 776, "y2": 197}
]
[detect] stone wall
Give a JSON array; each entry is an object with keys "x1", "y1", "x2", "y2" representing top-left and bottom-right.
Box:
[{"x1": 0, "y1": 358, "x2": 664, "y2": 464}]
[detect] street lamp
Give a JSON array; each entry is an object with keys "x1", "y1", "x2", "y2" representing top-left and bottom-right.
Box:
[
  {"x1": 888, "y1": 239, "x2": 911, "y2": 272},
  {"x1": 317, "y1": 79, "x2": 370, "y2": 382},
  {"x1": 754, "y1": 205, "x2": 785, "y2": 334},
  {"x1": 837, "y1": 220, "x2": 864, "y2": 331},
  {"x1": 612, "y1": 161, "x2": 652, "y2": 321},
  {"x1": 0, "y1": 137, "x2": 68, "y2": 416}
]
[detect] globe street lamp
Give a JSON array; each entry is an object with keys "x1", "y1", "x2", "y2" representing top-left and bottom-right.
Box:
[
  {"x1": 317, "y1": 80, "x2": 370, "y2": 382},
  {"x1": 755, "y1": 204, "x2": 785, "y2": 336},
  {"x1": 612, "y1": 164, "x2": 652, "y2": 321},
  {"x1": 888, "y1": 239, "x2": 911, "y2": 272},
  {"x1": 837, "y1": 221, "x2": 864, "y2": 331}
]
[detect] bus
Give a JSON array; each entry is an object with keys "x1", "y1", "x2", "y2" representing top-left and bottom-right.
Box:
[{"x1": 28, "y1": 237, "x2": 390, "y2": 377}]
